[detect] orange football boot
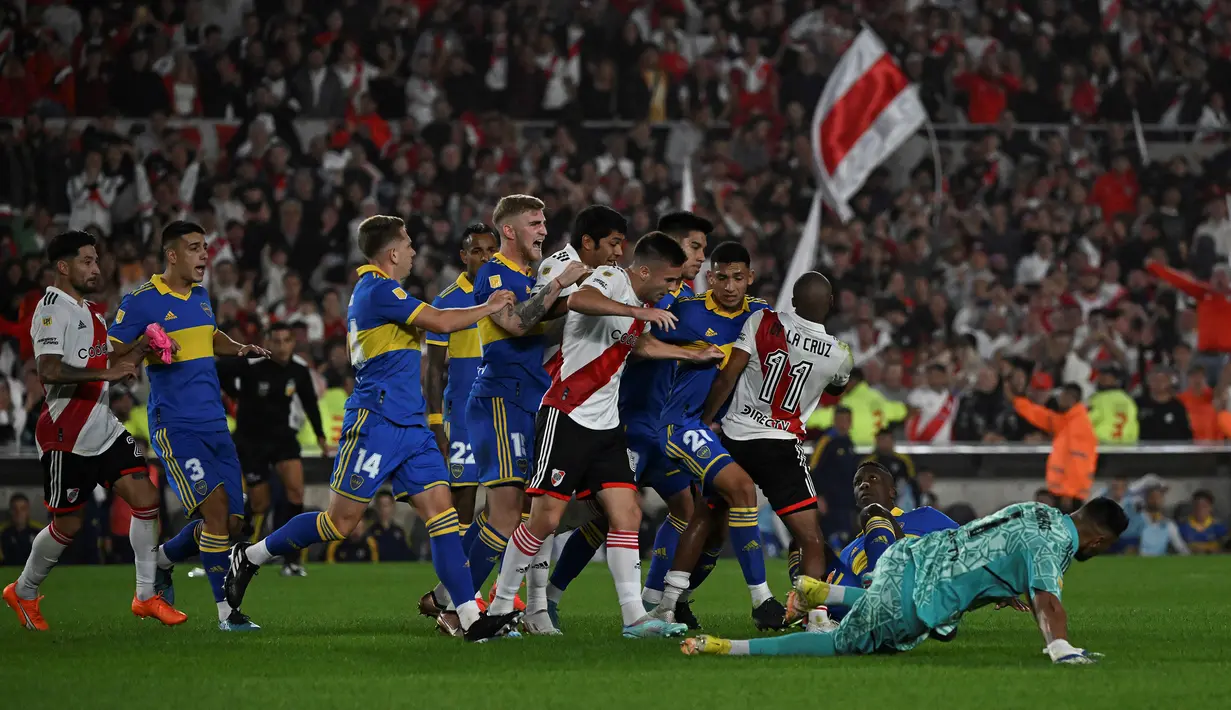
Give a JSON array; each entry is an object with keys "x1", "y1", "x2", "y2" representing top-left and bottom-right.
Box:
[
  {"x1": 132, "y1": 593, "x2": 188, "y2": 625},
  {"x1": 487, "y1": 581, "x2": 527, "y2": 612},
  {"x1": 3, "y1": 582, "x2": 48, "y2": 631}
]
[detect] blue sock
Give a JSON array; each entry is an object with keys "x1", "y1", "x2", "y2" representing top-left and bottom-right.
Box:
[
  {"x1": 460, "y1": 510, "x2": 487, "y2": 560},
  {"x1": 426, "y1": 508, "x2": 475, "y2": 607},
  {"x1": 688, "y1": 545, "x2": 723, "y2": 591},
  {"x1": 198, "y1": 531, "x2": 232, "y2": 604},
  {"x1": 748, "y1": 631, "x2": 838, "y2": 656},
  {"x1": 787, "y1": 544, "x2": 802, "y2": 585},
  {"x1": 727, "y1": 507, "x2": 767, "y2": 587},
  {"x1": 162, "y1": 519, "x2": 202, "y2": 563},
  {"x1": 466, "y1": 519, "x2": 509, "y2": 590},
  {"x1": 644, "y1": 514, "x2": 687, "y2": 593},
  {"x1": 862, "y1": 517, "x2": 898, "y2": 582},
  {"x1": 262, "y1": 511, "x2": 343, "y2": 559},
  {"x1": 549, "y1": 519, "x2": 606, "y2": 592}
]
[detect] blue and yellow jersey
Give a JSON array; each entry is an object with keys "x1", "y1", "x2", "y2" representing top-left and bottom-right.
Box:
[
  {"x1": 619, "y1": 283, "x2": 694, "y2": 427},
  {"x1": 109, "y1": 275, "x2": 225, "y2": 429},
  {"x1": 425, "y1": 273, "x2": 482, "y2": 416},
  {"x1": 346, "y1": 265, "x2": 430, "y2": 426},
  {"x1": 833, "y1": 506, "x2": 957, "y2": 584},
  {"x1": 470, "y1": 252, "x2": 549, "y2": 412},
  {"x1": 1178, "y1": 516, "x2": 1228, "y2": 554},
  {"x1": 656, "y1": 292, "x2": 769, "y2": 428}
]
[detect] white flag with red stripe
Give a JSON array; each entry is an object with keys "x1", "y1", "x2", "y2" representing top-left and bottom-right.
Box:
[
  {"x1": 811, "y1": 28, "x2": 927, "y2": 222},
  {"x1": 681, "y1": 160, "x2": 712, "y2": 293},
  {"x1": 1100, "y1": 0, "x2": 1122, "y2": 32}
]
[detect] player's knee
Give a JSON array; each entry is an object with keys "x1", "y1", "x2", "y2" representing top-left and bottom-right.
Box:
[
  {"x1": 666, "y1": 490, "x2": 694, "y2": 521},
  {"x1": 122, "y1": 478, "x2": 160, "y2": 510},
  {"x1": 721, "y1": 477, "x2": 758, "y2": 508},
  {"x1": 606, "y1": 501, "x2": 642, "y2": 532},
  {"x1": 526, "y1": 504, "x2": 563, "y2": 539},
  {"x1": 283, "y1": 486, "x2": 304, "y2": 506},
  {"x1": 52, "y1": 513, "x2": 83, "y2": 537}
]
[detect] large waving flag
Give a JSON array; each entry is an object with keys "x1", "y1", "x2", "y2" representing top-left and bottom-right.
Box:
[
  {"x1": 681, "y1": 160, "x2": 712, "y2": 293},
  {"x1": 811, "y1": 28, "x2": 927, "y2": 221}
]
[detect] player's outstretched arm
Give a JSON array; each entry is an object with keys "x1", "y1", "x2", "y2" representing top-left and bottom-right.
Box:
[
  {"x1": 37, "y1": 354, "x2": 136, "y2": 384},
  {"x1": 488, "y1": 263, "x2": 586, "y2": 336},
  {"x1": 415, "y1": 289, "x2": 517, "y2": 334},
  {"x1": 1032, "y1": 590, "x2": 1101, "y2": 664},
  {"x1": 700, "y1": 348, "x2": 750, "y2": 426},
  {"x1": 633, "y1": 332, "x2": 724, "y2": 362},
  {"x1": 212, "y1": 329, "x2": 271, "y2": 358}
]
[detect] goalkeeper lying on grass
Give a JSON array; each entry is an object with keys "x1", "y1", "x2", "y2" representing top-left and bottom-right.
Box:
[{"x1": 683, "y1": 498, "x2": 1128, "y2": 665}]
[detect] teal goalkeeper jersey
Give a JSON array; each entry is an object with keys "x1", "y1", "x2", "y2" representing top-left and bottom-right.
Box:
[
  {"x1": 109, "y1": 275, "x2": 226, "y2": 430},
  {"x1": 907, "y1": 502, "x2": 1078, "y2": 629}
]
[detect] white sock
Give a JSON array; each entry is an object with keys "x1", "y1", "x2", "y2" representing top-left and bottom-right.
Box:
[
  {"x1": 729, "y1": 640, "x2": 751, "y2": 655},
  {"x1": 823, "y1": 584, "x2": 849, "y2": 607},
  {"x1": 156, "y1": 545, "x2": 174, "y2": 569},
  {"x1": 749, "y1": 582, "x2": 773, "y2": 607},
  {"x1": 456, "y1": 599, "x2": 480, "y2": 630},
  {"x1": 659, "y1": 570, "x2": 691, "y2": 613},
  {"x1": 488, "y1": 524, "x2": 541, "y2": 616},
  {"x1": 130, "y1": 509, "x2": 160, "y2": 601},
  {"x1": 526, "y1": 533, "x2": 554, "y2": 615},
  {"x1": 642, "y1": 587, "x2": 663, "y2": 605},
  {"x1": 217, "y1": 601, "x2": 233, "y2": 622},
  {"x1": 606, "y1": 530, "x2": 644, "y2": 627},
  {"x1": 432, "y1": 580, "x2": 454, "y2": 608},
  {"x1": 246, "y1": 539, "x2": 273, "y2": 567},
  {"x1": 15, "y1": 523, "x2": 72, "y2": 599},
  {"x1": 546, "y1": 582, "x2": 565, "y2": 605}
]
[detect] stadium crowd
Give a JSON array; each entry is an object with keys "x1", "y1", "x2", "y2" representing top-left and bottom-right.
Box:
[{"x1": 1, "y1": 0, "x2": 1230, "y2": 564}]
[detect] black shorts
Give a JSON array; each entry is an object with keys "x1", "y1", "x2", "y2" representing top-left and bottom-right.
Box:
[
  {"x1": 42, "y1": 432, "x2": 146, "y2": 513},
  {"x1": 526, "y1": 406, "x2": 636, "y2": 501},
  {"x1": 237, "y1": 433, "x2": 301, "y2": 486},
  {"x1": 721, "y1": 434, "x2": 818, "y2": 516}
]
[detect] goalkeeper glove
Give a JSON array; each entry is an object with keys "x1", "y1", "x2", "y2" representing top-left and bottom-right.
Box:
[{"x1": 1044, "y1": 639, "x2": 1103, "y2": 664}]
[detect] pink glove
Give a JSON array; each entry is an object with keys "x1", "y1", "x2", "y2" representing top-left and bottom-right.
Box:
[{"x1": 144, "y1": 323, "x2": 175, "y2": 364}]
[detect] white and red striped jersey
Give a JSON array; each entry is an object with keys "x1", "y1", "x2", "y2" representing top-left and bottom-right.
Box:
[
  {"x1": 905, "y1": 387, "x2": 958, "y2": 443},
  {"x1": 540, "y1": 267, "x2": 644, "y2": 430},
  {"x1": 722, "y1": 310, "x2": 853, "y2": 441},
  {"x1": 535, "y1": 243, "x2": 582, "y2": 379},
  {"x1": 30, "y1": 288, "x2": 126, "y2": 456}
]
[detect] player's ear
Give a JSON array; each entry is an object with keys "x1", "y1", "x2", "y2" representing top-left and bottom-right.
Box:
[{"x1": 748, "y1": 269, "x2": 756, "y2": 284}]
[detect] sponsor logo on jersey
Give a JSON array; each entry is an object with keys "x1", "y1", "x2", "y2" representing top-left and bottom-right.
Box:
[
  {"x1": 610, "y1": 329, "x2": 640, "y2": 347},
  {"x1": 164, "y1": 311, "x2": 177, "y2": 321},
  {"x1": 78, "y1": 344, "x2": 108, "y2": 359},
  {"x1": 489, "y1": 274, "x2": 502, "y2": 288},
  {"x1": 739, "y1": 404, "x2": 795, "y2": 431},
  {"x1": 77, "y1": 320, "x2": 87, "y2": 330},
  {"x1": 705, "y1": 328, "x2": 718, "y2": 337}
]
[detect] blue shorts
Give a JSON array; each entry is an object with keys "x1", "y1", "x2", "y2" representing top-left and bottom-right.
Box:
[
  {"x1": 444, "y1": 399, "x2": 478, "y2": 487},
  {"x1": 152, "y1": 425, "x2": 244, "y2": 517},
  {"x1": 330, "y1": 408, "x2": 449, "y2": 503},
  {"x1": 662, "y1": 420, "x2": 733, "y2": 497},
  {"x1": 466, "y1": 396, "x2": 535, "y2": 487},
  {"x1": 626, "y1": 420, "x2": 691, "y2": 500}
]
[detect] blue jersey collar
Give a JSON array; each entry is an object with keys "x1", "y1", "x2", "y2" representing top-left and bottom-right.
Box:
[
  {"x1": 492, "y1": 251, "x2": 532, "y2": 276},
  {"x1": 357, "y1": 265, "x2": 392, "y2": 280},
  {"x1": 151, "y1": 274, "x2": 194, "y2": 301},
  {"x1": 704, "y1": 291, "x2": 750, "y2": 318}
]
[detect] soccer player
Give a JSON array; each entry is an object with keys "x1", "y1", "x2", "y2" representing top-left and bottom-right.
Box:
[
  {"x1": 545, "y1": 210, "x2": 710, "y2": 625},
  {"x1": 682, "y1": 497, "x2": 1128, "y2": 664},
  {"x1": 108, "y1": 221, "x2": 270, "y2": 631},
  {"x1": 485, "y1": 232, "x2": 723, "y2": 637},
  {"x1": 3, "y1": 230, "x2": 186, "y2": 630},
  {"x1": 462, "y1": 195, "x2": 586, "y2": 605},
  {"x1": 790, "y1": 460, "x2": 958, "y2": 630},
  {"x1": 218, "y1": 322, "x2": 328, "y2": 577},
  {"x1": 654, "y1": 272, "x2": 853, "y2": 631},
  {"x1": 417, "y1": 222, "x2": 498, "y2": 634},
  {"x1": 224, "y1": 216, "x2": 519, "y2": 641}
]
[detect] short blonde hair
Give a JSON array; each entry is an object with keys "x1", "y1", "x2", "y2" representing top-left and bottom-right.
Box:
[
  {"x1": 492, "y1": 194, "x2": 545, "y2": 229},
  {"x1": 357, "y1": 215, "x2": 406, "y2": 259}
]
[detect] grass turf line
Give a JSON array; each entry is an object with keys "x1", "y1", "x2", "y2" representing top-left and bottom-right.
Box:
[{"x1": 1, "y1": 557, "x2": 1229, "y2": 709}]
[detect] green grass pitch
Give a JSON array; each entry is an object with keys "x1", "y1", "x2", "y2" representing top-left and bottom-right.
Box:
[{"x1": 2, "y1": 557, "x2": 1229, "y2": 709}]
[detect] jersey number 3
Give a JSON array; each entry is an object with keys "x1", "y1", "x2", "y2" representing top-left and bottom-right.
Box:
[{"x1": 758, "y1": 350, "x2": 814, "y2": 413}]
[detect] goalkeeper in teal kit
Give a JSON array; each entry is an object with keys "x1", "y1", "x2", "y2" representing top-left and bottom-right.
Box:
[{"x1": 683, "y1": 498, "x2": 1129, "y2": 664}]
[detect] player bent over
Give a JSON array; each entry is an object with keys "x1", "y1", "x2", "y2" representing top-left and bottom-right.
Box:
[
  {"x1": 485, "y1": 233, "x2": 722, "y2": 637},
  {"x1": 108, "y1": 221, "x2": 272, "y2": 630},
  {"x1": 4, "y1": 231, "x2": 186, "y2": 630},
  {"x1": 225, "y1": 216, "x2": 519, "y2": 641},
  {"x1": 683, "y1": 498, "x2": 1127, "y2": 664}
]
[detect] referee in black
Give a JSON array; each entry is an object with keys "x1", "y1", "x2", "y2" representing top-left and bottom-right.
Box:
[{"x1": 219, "y1": 322, "x2": 329, "y2": 577}]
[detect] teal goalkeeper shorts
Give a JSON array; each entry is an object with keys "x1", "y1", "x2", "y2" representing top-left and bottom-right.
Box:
[{"x1": 831, "y1": 543, "x2": 931, "y2": 655}]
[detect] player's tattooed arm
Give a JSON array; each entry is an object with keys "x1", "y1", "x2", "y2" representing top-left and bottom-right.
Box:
[
  {"x1": 416, "y1": 290, "x2": 518, "y2": 334},
  {"x1": 423, "y1": 342, "x2": 449, "y2": 459},
  {"x1": 37, "y1": 354, "x2": 137, "y2": 384},
  {"x1": 489, "y1": 283, "x2": 561, "y2": 335},
  {"x1": 700, "y1": 347, "x2": 751, "y2": 426}
]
